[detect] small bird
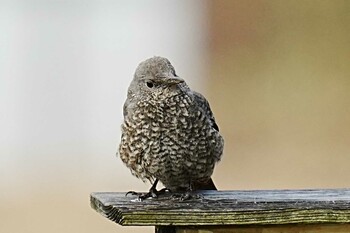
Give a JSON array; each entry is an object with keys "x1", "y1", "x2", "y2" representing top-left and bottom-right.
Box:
[{"x1": 118, "y1": 56, "x2": 224, "y2": 199}]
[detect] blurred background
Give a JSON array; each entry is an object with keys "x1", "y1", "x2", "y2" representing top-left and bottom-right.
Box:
[{"x1": 0, "y1": 0, "x2": 349, "y2": 232}]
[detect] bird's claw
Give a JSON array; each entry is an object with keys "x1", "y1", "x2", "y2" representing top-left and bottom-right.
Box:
[
  {"x1": 126, "y1": 188, "x2": 170, "y2": 201},
  {"x1": 125, "y1": 191, "x2": 155, "y2": 201},
  {"x1": 171, "y1": 192, "x2": 203, "y2": 201}
]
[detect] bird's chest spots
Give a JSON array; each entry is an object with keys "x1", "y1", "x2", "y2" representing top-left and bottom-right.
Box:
[
  {"x1": 163, "y1": 95, "x2": 191, "y2": 127},
  {"x1": 133, "y1": 95, "x2": 191, "y2": 127},
  {"x1": 126, "y1": 95, "x2": 195, "y2": 157}
]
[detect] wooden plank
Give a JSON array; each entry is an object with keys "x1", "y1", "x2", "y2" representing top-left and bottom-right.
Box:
[
  {"x1": 176, "y1": 224, "x2": 350, "y2": 233},
  {"x1": 90, "y1": 189, "x2": 350, "y2": 226}
]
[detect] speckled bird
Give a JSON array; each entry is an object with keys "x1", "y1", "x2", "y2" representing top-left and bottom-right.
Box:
[{"x1": 118, "y1": 56, "x2": 224, "y2": 198}]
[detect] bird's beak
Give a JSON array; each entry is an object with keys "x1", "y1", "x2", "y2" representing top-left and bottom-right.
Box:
[{"x1": 166, "y1": 76, "x2": 185, "y2": 85}]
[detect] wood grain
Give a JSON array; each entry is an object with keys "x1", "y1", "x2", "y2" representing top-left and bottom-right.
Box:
[
  {"x1": 90, "y1": 189, "x2": 350, "y2": 226},
  {"x1": 176, "y1": 224, "x2": 350, "y2": 233}
]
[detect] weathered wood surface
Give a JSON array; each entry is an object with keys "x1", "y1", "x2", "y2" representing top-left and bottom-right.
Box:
[
  {"x1": 90, "y1": 189, "x2": 350, "y2": 226},
  {"x1": 176, "y1": 224, "x2": 350, "y2": 233}
]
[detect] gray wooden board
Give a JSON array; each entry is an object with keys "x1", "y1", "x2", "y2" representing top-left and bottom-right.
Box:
[{"x1": 90, "y1": 189, "x2": 350, "y2": 226}]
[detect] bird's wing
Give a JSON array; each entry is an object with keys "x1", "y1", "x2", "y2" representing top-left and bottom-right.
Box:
[{"x1": 192, "y1": 91, "x2": 219, "y2": 132}]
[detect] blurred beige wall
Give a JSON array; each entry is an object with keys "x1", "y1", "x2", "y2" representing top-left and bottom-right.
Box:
[{"x1": 208, "y1": 0, "x2": 350, "y2": 190}]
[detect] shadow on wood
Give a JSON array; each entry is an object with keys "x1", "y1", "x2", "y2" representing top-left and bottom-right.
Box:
[{"x1": 90, "y1": 189, "x2": 350, "y2": 232}]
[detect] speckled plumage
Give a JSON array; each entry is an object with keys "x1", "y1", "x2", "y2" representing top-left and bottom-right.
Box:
[{"x1": 118, "y1": 56, "x2": 224, "y2": 191}]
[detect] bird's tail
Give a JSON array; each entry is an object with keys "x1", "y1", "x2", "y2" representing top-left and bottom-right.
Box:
[{"x1": 192, "y1": 178, "x2": 217, "y2": 191}]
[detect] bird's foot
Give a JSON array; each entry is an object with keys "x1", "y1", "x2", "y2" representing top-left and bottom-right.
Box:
[
  {"x1": 171, "y1": 192, "x2": 203, "y2": 201},
  {"x1": 126, "y1": 187, "x2": 169, "y2": 201}
]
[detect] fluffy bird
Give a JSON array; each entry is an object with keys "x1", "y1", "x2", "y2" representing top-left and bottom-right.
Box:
[{"x1": 118, "y1": 56, "x2": 224, "y2": 199}]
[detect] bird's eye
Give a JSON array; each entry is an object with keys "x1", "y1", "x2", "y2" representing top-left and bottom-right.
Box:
[{"x1": 146, "y1": 81, "x2": 154, "y2": 88}]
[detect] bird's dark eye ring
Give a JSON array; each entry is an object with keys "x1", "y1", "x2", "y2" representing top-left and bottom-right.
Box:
[{"x1": 146, "y1": 81, "x2": 154, "y2": 88}]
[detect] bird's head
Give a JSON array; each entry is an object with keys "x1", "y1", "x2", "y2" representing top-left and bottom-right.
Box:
[{"x1": 127, "y1": 56, "x2": 185, "y2": 101}]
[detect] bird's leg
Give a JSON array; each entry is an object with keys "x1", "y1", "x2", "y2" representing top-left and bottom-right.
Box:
[{"x1": 126, "y1": 179, "x2": 169, "y2": 201}]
